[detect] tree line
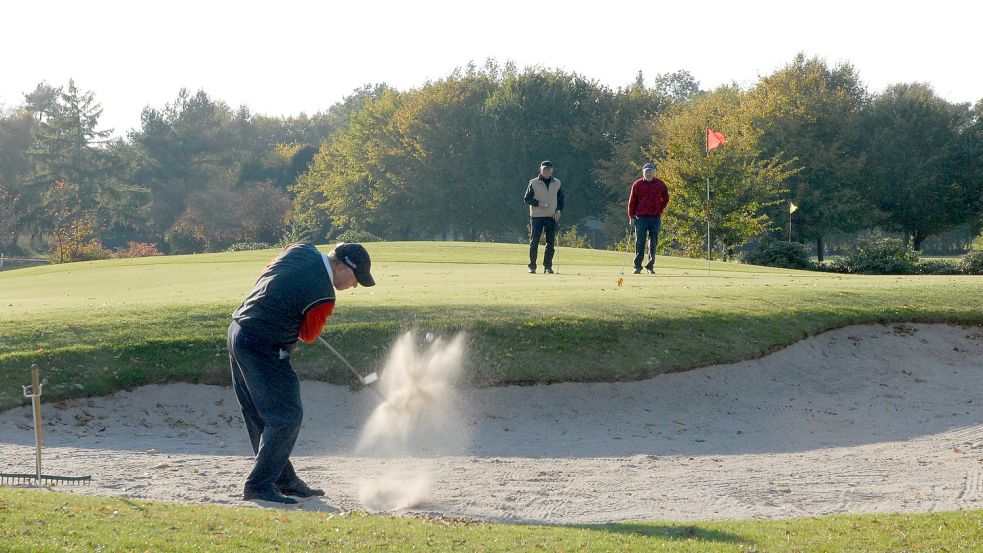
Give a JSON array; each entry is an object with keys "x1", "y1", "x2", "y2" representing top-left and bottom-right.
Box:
[{"x1": 1, "y1": 55, "x2": 980, "y2": 262}]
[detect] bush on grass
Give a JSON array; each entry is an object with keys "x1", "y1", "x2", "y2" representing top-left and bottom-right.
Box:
[
  {"x1": 959, "y1": 250, "x2": 983, "y2": 275},
  {"x1": 226, "y1": 242, "x2": 274, "y2": 252},
  {"x1": 914, "y1": 259, "x2": 962, "y2": 275},
  {"x1": 830, "y1": 238, "x2": 919, "y2": 275},
  {"x1": 740, "y1": 237, "x2": 812, "y2": 270},
  {"x1": 557, "y1": 225, "x2": 591, "y2": 249},
  {"x1": 50, "y1": 239, "x2": 113, "y2": 263},
  {"x1": 331, "y1": 229, "x2": 382, "y2": 243},
  {"x1": 114, "y1": 242, "x2": 163, "y2": 258}
]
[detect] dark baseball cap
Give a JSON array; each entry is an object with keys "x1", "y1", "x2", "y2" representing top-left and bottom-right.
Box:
[
  {"x1": 334, "y1": 242, "x2": 375, "y2": 287},
  {"x1": 642, "y1": 162, "x2": 656, "y2": 171},
  {"x1": 540, "y1": 160, "x2": 553, "y2": 168}
]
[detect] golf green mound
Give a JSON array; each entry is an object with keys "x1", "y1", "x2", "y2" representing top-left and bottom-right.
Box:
[{"x1": 1, "y1": 241, "x2": 981, "y2": 412}]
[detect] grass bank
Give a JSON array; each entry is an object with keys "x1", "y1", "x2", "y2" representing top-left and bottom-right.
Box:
[
  {"x1": 1, "y1": 241, "x2": 981, "y2": 410},
  {"x1": 1, "y1": 489, "x2": 980, "y2": 552}
]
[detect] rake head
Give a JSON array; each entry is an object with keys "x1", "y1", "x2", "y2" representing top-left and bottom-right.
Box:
[{"x1": 0, "y1": 473, "x2": 91, "y2": 486}]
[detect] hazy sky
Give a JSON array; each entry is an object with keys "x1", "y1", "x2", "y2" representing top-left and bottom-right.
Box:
[{"x1": 2, "y1": 0, "x2": 979, "y2": 136}]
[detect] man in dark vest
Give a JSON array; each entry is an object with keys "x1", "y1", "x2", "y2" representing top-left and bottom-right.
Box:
[
  {"x1": 228, "y1": 242, "x2": 375, "y2": 504},
  {"x1": 523, "y1": 160, "x2": 565, "y2": 274},
  {"x1": 628, "y1": 162, "x2": 670, "y2": 274}
]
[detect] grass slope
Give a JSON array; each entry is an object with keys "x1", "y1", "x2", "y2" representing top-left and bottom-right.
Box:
[
  {"x1": 1, "y1": 489, "x2": 981, "y2": 552},
  {"x1": 1, "y1": 241, "x2": 981, "y2": 411}
]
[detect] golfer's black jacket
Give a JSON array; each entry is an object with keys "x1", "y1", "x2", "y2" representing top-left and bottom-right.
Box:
[{"x1": 232, "y1": 243, "x2": 335, "y2": 347}]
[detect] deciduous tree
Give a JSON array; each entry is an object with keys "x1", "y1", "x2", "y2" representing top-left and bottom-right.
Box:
[{"x1": 862, "y1": 83, "x2": 974, "y2": 250}]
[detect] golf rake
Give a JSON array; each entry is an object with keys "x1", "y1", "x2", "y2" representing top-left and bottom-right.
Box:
[{"x1": 0, "y1": 365, "x2": 91, "y2": 487}]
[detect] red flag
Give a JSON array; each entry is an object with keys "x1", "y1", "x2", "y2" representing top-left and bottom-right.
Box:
[{"x1": 706, "y1": 128, "x2": 726, "y2": 153}]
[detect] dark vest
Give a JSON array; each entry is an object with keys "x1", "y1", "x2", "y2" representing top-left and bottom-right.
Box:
[{"x1": 232, "y1": 243, "x2": 335, "y2": 346}]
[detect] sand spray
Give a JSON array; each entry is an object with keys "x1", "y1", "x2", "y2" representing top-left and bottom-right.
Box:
[{"x1": 356, "y1": 330, "x2": 469, "y2": 511}]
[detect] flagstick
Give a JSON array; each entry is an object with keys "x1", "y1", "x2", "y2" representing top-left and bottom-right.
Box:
[
  {"x1": 705, "y1": 126, "x2": 711, "y2": 277},
  {"x1": 706, "y1": 175, "x2": 711, "y2": 276},
  {"x1": 704, "y1": 126, "x2": 727, "y2": 276}
]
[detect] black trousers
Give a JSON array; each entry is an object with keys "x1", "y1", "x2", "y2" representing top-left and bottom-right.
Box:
[
  {"x1": 528, "y1": 216, "x2": 557, "y2": 270},
  {"x1": 227, "y1": 321, "x2": 304, "y2": 492},
  {"x1": 634, "y1": 216, "x2": 662, "y2": 270}
]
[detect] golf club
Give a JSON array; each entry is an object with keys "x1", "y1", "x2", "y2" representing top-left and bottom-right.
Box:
[
  {"x1": 317, "y1": 336, "x2": 388, "y2": 402},
  {"x1": 552, "y1": 222, "x2": 560, "y2": 274},
  {"x1": 620, "y1": 223, "x2": 634, "y2": 275}
]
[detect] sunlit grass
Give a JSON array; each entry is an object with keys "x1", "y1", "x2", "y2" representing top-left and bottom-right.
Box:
[
  {"x1": 1, "y1": 489, "x2": 981, "y2": 552},
  {"x1": 1, "y1": 241, "x2": 981, "y2": 410}
]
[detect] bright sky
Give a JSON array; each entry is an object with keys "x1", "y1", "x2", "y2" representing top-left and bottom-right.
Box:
[{"x1": 3, "y1": 0, "x2": 979, "y2": 137}]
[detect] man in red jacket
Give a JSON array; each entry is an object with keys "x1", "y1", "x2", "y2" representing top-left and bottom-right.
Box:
[{"x1": 627, "y1": 162, "x2": 670, "y2": 274}]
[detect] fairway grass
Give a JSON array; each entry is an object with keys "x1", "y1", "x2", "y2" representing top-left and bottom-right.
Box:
[
  {"x1": 1, "y1": 488, "x2": 981, "y2": 552},
  {"x1": 1, "y1": 241, "x2": 981, "y2": 411}
]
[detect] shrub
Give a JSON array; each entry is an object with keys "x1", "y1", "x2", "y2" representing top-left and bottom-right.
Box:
[
  {"x1": 914, "y1": 259, "x2": 961, "y2": 275},
  {"x1": 331, "y1": 229, "x2": 382, "y2": 243},
  {"x1": 833, "y1": 238, "x2": 919, "y2": 275},
  {"x1": 164, "y1": 228, "x2": 204, "y2": 254},
  {"x1": 607, "y1": 233, "x2": 633, "y2": 253},
  {"x1": 235, "y1": 183, "x2": 293, "y2": 245},
  {"x1": 740, "y1": 237, "x2": 812, "y2": 270},
  {"x1": 815, "y1": 261, "x2": 850, "y2": 274},
  {"x1": 226, "y1": 242, "x2": 274, "y2": 252},
  {"x1": 280, "y1": 216, "x2": 321, "y2": 245},
  {"x1": 557, "y1": 225, "x2": 590, "y2": 249},
  {"x1": 167, "y1": 183, "x2": 291, "y2": 253},
  {"x1": 51, "y1": 239, "x2": 113, "y2": 263},
  {"x1": 959, "y1": 250, "x2": 983, "y2": 275},
  {"x1": 114, "y1": 242, "x2": 162, "y2": 258},
  {"x1": 972, "y1": 231, "x2": 983, "y2": 252}
]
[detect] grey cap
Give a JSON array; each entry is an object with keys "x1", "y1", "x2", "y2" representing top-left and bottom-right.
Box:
[{"x1": 642, "y1": 162, "x2": 656, "y2": 171}]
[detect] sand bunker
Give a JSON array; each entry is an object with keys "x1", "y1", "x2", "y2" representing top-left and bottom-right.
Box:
[{"x1": 1, "y1": 323, "x2": 981, "y2": 523}]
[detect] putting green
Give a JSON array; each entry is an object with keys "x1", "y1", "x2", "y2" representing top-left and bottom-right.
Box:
[{"x1": 1, "y1": 241, "x2": 980, "y2": 411}]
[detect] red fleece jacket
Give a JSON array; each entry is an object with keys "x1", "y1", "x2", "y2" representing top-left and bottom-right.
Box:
[
  {"x1": 299, "y1": 301, "x2": 334, "y2": 344},
  {"x1": 627, "y1": 178, "x2": 670, "y2": 218}
]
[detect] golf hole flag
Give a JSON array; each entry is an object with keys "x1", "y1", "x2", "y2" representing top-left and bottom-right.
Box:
[
  {"x1": 706, "y1": 128, "x2": 726, "y2": 153},
  {"x1": 790, "y1": 202, "x2": 798, "y2": 214}
]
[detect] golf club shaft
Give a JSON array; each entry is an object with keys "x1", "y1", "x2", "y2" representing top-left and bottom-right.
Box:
[
  {"x1": 317, "y1": 336, "x2": 367, "y2": 381},
  {"x1": 553, "y1": 222, "x2": 559, "y2": 273},
  {"x1": 316, "y1": 337, "x2": 388, "y2": 402},
  {"x1": 621, "y1": 224, "x2": 631, "y2": 274}
]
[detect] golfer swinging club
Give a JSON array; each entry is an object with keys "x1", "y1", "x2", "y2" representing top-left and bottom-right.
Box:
[{"x1": 228, "y1": 242, "x2": 375, "y2": 504}]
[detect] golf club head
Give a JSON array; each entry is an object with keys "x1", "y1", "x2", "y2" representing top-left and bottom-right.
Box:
[{"x1": 362, "y1": 372, "x2": 379, "y2": 385}]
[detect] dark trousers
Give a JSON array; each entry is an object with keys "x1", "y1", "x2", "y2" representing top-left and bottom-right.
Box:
[
  {"x1": 227, "y1": 322, "x2": 303, "y2": 492},
  {"x1": 634, "y1": 216, "x2": 662, "y2": 270},
  {"x1": 528, "y1": 216, "x2": 557, "y2": 270}
]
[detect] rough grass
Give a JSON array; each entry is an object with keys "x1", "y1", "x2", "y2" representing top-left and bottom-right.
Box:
[
  {"x1": 1, "y1": 241, "x2": 981, "y2": 411},
  {"x1": 0, "y1": 489, "x2": 980, "y2": 552}
]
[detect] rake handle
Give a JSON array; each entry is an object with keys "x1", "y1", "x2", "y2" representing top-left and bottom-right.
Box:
[{"x1": 31, "y1": 364, "x2": 42, "y2": 484}]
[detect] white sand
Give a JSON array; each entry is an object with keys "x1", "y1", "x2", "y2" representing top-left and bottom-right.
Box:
[{"x1": 1, "y1": 323, "x2": 981, "y2": 523}]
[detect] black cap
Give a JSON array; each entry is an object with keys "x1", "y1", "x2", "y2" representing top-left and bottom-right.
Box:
[
  {"x1": 334, "y1": 242, "x2": 375, "y2": 287},
  {"x1": 540, "y1": 160, "x2": 553, "y2": 168}
]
